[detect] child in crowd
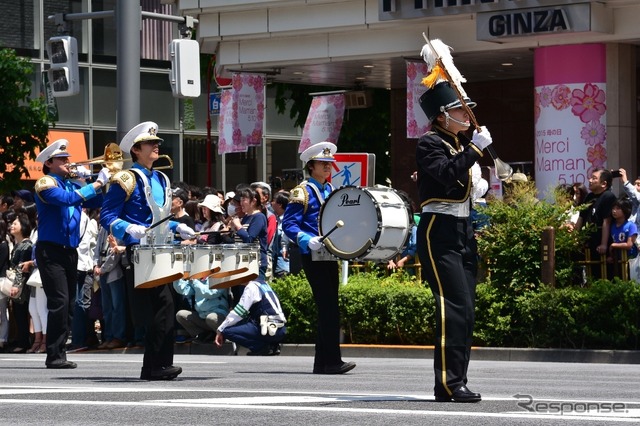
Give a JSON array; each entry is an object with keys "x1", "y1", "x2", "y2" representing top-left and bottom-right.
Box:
[{"x1": 609, "y1": 199, "x2": 638, "y2": 279}]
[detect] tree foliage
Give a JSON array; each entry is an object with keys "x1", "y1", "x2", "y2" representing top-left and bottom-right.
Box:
[
  {"x1": 476, "y1": 181, "x2": 591, "y2": 292},
  {"x1": 0, "y1": 49, "x2": 51, "y2": 193}
]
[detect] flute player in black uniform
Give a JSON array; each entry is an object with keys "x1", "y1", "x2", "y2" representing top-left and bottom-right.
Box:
[{"x1": 415, "y1": 80, "x2": 493, "y2": 403}]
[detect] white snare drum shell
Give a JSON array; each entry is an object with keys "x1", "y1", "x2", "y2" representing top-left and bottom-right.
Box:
[{"x1": 133, "y1": 245, "x2": 186, "y2": 289}]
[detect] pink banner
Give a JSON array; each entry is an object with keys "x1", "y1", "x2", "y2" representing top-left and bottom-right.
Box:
[
  {"x1": 299, "y1": 94, "x2": 345, "y2": 153},
  {"x1": 534, "y1": 44, "x2": 606, "y2": 195},
  {"x1": 218, "y1": 73, "x2": 265, "y2": 155},
  {"x1": 406, "y1": 60, "x2": 430, "y2": 138}
]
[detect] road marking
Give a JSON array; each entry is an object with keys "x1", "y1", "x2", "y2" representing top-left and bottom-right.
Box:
[
  {"x1": 0, "y1": 398, "x2": 638, "y2": 422},
  {"x1": 0, "y1": 386, "x2": 638, "y2": 422}
]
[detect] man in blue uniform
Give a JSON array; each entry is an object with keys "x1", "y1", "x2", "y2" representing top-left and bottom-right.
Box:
[
  {"x1": 282, "y1": 142, "x2": 356, "y2": 375},
  {"x1": 34, "y1": 139, "x2": 110, "y2": 369},
  {"x1": 415, "y1": 80, "x2": 492, "y2": 402},
  {"x1": 100, "y1": 121, "x2": 195, "y2": 381}
]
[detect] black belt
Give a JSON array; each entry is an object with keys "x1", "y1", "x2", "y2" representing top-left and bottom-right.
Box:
[{"x1": 38, "y1": 240, "x2": 76, "y2": 251}]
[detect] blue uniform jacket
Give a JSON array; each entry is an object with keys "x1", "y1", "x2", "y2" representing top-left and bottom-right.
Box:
[
  {"x1": 34, "y1": 173, "x2": 102, "y2": 248},
  {"x1": 281, "y1": 177, "x2": 333, "y2": 255},
  {"x1": 100, "y1": 164, "x2": 179, "y2": 246}
]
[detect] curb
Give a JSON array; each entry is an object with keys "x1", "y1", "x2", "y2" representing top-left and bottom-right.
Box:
[{"x1": 78, "y1": 343, "x2": 640, "y2": 364}]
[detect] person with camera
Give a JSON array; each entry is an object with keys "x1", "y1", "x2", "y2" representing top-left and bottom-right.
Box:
[
  {"x1": 214, "y1": 279, "x2": 286, "y2": 356},
  {"x1": 574, "y1": 167, "x2": 617, "y2": 280}
]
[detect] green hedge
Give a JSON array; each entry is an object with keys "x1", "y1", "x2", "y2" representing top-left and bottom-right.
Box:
[{"x1": 271, "y1": 272, "x2": 640, "y2": 349}]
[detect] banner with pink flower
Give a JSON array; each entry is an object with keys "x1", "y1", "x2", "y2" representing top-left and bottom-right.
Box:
[
  {"x1": 406, "y1": 60, "x2": 430, "y2": 138},
  {"x1": 534, "y1": 44, "x2": 606, "y2": 195},
  {"x1": 299, "y1": 94, "x2": 345, "y2": 153},
  {"x1": 218, "y1": 73, "x2": 265, "y2": 155}
]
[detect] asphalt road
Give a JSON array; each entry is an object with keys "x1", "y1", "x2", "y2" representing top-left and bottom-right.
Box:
[{"x1": 0, "y1": 352, "x2": 639, "y2": 425}]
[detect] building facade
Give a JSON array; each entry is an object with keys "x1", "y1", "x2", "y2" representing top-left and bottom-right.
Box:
[{"x1": 3, "y1": 0, "x2": 639, "y2": 197}]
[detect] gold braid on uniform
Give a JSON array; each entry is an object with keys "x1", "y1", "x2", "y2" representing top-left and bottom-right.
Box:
[
  {"x1": 111, "y1": 170, "x2": 137, "y2": 201},
  {"x1": 289, "y1": 182, "x2": 310, "y2": 214},
  {"x1": 34, "y1": 176, "x2": 58, "y2": 203}
]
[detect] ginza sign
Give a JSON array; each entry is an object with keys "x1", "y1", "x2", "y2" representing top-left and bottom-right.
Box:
[{"x1": 477, "y1": 3, "x2": 610, "y2": 41}]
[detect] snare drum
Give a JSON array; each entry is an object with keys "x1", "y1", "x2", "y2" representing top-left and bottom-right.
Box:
[
  {"x1": 186, "y1": 245, "x2": 223, "y2": 280},
  {"x1": 319, "y1": 186, "x2": 410, "y2": 261},
  {"x1": 209, "y1": 243, "x2": 260, "y2": 279},
  {"x1": 132, "y1": 245, "x2": 186, "y2": 289}
]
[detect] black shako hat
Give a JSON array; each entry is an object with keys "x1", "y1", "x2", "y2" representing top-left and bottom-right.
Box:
[{"x1": 419, "y1": 81, "x2": 476, "y2": 123}]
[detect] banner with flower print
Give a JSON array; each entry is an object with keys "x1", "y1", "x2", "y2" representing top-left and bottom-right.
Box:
[
  {"x1": 533, "y1": 44, "x2": 606, "y2": 196},
  {"x1": 299, "y1": 94, "x2": 345, "y2": 153},
  {"x1": 406, "y1": 60, "x2": 430, "y2": 138},
  {"x1": 218, "y1": 73, "x2": 265, "y2": 155}
]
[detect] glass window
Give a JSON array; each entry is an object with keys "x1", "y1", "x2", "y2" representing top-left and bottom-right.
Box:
[
  {"x1": 93, "y1": 68, "x2": 117, "y2": 127},
  {"x1": 183, "y1": 136, "x2": 217, "y2": 188},
  {"x1": 141, "y1": 71, "x2": 176, "y2": 130},
  {"x1": 1, "y1": 0, "x2": 36, "y2": 51}
]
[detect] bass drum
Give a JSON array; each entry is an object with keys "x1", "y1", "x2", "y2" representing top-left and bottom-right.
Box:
[{"x1": 319, "y1": 186, "x2": 410, "y2": 261}]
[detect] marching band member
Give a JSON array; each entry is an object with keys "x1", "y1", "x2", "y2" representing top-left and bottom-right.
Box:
[
  {"x1": 34, "y1": 139, "x2": 109, "y2": 369},
  {"x1": 282, "y1": 142, "x2": 356, "y2": 375},
  {"x1": 415, "y1": 79, "x2": 492, "y2": 402},
  {"x1": 100, "y1": 122, "x2": 195, "y2": 381}
]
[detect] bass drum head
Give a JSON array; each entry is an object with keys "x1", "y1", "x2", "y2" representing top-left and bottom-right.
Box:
[{"x1": 319, "y1": 186, "x2": 379, "y2": 260}]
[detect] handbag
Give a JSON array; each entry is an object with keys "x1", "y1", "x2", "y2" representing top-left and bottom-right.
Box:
[
  {"x1": 0, "y1": 268, "x2": 24, "y2": 300},
  {"x1": 26, "y1": 267, "x2": 42, "y2": 288}
]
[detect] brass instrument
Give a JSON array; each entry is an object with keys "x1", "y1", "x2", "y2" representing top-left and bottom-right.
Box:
[
  {"x1": 153, "y1": 154, "x2": 174, "y2": 170},
  {"x1": 69, "y1": 143, "x2": 173, "y2": 177}
]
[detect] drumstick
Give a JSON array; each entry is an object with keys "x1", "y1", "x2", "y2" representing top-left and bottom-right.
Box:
[
  {"x1": 146, "y1": 213, "x2": 175, "y2": 232},
  {"x1": 319, "y1": 220, "x2": 344, "y2": 243}
]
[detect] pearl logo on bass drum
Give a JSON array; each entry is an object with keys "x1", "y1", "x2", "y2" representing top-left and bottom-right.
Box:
[{"x1": 338, "y1": 193, "x2": 361, "y2": 207}]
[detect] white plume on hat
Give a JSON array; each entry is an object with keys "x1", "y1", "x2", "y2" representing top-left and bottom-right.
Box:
[{"x1": 420, "y1": 38, "x2": 469, "y2": 99}]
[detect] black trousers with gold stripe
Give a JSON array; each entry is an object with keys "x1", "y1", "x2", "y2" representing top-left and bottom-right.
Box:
[{"x1": 416, "y1": 212, "x2": 478, "y2": 397}]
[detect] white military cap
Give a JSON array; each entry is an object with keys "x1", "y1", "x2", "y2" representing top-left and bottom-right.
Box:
[
  {"x1": 300, "y1": 141, "x2": 337, "y2": 163},
  {"x1": 35, "y1": 139, "x2": 72, "y2": 163},
  {"x1": 120, "y1": 121, "x2": 163, "y2": 154}
]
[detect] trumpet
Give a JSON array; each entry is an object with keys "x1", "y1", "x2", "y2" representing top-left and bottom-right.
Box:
[
  {"x1": 69, "y1": 143, "x2": 124, "y2": 177},
  {"x1": 69, "y1": 143, "x2": 174, "y2": 178}
]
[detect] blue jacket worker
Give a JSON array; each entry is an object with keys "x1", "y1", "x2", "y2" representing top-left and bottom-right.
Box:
[{"x1": 215, "y1": 279, "x2": 286, "y2": 355}]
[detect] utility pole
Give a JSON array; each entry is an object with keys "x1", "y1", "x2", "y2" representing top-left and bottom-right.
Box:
[{"x1": 116, "y1": 0, "x2": 141, "y2": 143}]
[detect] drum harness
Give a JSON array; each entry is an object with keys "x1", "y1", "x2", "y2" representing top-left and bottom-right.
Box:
[
  {"x1": 306, "y1": 181, "x2": 337, "y2": 262},
  {"x1": 130, "y1": 168, "x2": 172, "y2": 245}
]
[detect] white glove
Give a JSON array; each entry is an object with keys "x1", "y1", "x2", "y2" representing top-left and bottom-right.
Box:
[
  {"x1": 176, "y1": 223, "x2": 196, "y2": 240},
  {"x1": 471, "y1": 126, "x2": 493, "y2": 151},
  {"x1": 125, "y1": 224, "x2": 147, "y2": 239},
  {"x1": 74, "y1": 165, "x2": 91, "y2": 179},
  {"x1": 97, "y1": 167, "x2": 112, "y2": 186},
  {"x1": 308, "y1": 236, "x2": 323, "y2": 251}
]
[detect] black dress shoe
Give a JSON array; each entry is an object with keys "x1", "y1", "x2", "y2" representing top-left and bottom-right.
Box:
[
  {"x1": 435, "y1": 385, "x2": 481, "y2": 403},
  {"x1": 46, "y1": 361, "x2": 77, "y2": 369},
  {"x1": 321, "y1": 361, "x2": 356, "y2": 375},
  {"x1": 141, "y1": 365, "x2": 182, "y2": 381}
]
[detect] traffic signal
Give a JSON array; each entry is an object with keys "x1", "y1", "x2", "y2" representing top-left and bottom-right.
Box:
[
  {"x1": 169, "y1": 39, "x2": 201, "y2": 98},
  {"x1": 46, "y1": 36, "x2": 80, "y2": 97}
]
